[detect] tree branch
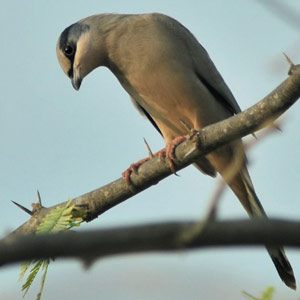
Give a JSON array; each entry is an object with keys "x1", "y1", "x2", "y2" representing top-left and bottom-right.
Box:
[
  {"x1": 2, "y1": 219, "x2": 300, "y2": 267},
  {"x1": 8, "y1": 63, "x2": 300, "y2": 237}
]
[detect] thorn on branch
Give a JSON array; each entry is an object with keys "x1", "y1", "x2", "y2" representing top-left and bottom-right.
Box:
[
  {"x1": 31, "y1": 190, "x2": 44, "y2": 213},
  {"x1": 11, "y1": 190, "x2": 45, "y2": 215},
  {"x1": 37, "y1": 190, "x2": 42, "y2": 205},
  {"x1": 11, "y1": 201, "x2": 33, "y2": 216},
  {"x1": 283, "y1": 52, "x2": 296, "y2": 75},
  {"x1": 143, "y1": 138, "x2": 154, "y2": 159},
  {"x1": 180, "y1": 119, "x2": 192, "y2": 131},
  {"x1": 244, "y1": 121, "x2": 283, "y2": 151},
  {"x1": 179, "y1": 119, "x2": 198, "y2": 138}
]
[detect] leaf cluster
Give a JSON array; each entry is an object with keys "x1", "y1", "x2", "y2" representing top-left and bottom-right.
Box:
[{"x1": 19, "y1": 200, "x2": 82, "y2": 299}]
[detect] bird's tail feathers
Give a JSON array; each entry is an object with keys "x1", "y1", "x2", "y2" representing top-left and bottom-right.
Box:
[
  {"x1": 268, "y1": 246, "x2": 296, "y2": 290},
  {"x1": 234, "y1": 168, "x2": 296, "y2": 290}
]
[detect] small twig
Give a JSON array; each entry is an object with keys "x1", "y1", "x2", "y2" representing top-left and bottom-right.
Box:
[
  {"x1": 210, "y1": 148, "x2": 245, "y2": 216},
  {"x1": 205, "y1": 180, "x2": 227, "y2": 221}
]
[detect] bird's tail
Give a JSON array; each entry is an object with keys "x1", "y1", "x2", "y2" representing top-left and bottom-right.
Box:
[{"x1": 228, "y1": 167, "x2": 296, "y2": 290}]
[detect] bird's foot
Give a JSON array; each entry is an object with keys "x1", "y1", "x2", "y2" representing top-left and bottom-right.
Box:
[
  {"x1": 122, "y1": 135, "x2": 186, "y2": 189},
  {"x1": 122, "y1": 157, "x2": 151, "y2": 188},
  {"x1": 154, "y1": 136, "x2": 187, "y2": 173}
]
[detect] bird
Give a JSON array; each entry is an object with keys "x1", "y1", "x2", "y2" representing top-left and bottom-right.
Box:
[{"x1": 56, "y1": 13, "x2": 296, "y2": 289}]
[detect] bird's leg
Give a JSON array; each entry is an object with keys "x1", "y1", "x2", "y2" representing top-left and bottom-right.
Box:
[
  {"x1": 154, "y1": 118, "x2": 197, "y2": 173},
  {"x1": 122, "y1": 135, "x2": 187, "y2": 188},
  {"x1": 122, "y1": 157, "x2": 151, "y2": 187},
  {"x1": 122, "y1": 138, "x2": 154, "y2": 188}
]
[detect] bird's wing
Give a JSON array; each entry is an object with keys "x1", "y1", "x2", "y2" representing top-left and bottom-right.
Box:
[
  {"x1": 159, "y1": 14, "x2": 242, "y2": 116},
  {"x1": 130, "y1": 96, "x2": 162, "y2": 135},
  {"x1": 190, "y1": 40, "x2": 242, "y2": 115}
]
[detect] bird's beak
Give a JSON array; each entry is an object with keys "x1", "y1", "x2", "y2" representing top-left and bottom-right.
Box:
[{"x1": 71, "y1": 68, "x2": 82, "y2": 91}]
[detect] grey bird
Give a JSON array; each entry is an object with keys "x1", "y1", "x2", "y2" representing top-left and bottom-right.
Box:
[{"x1": 56, "y1": 13, "x2": 296, "y2": 289}]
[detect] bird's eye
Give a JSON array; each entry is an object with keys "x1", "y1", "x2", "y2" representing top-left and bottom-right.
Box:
[{"x1": 63, "y1": 45, "x2": 74, "y2": 56}]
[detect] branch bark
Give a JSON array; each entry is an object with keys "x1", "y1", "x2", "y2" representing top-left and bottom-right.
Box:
[
  {"x1": 2, "y1": 219, "x2": 300, "y2": 267},
  {"x1": 8, "y1": 63, "x2": 300, "y2": 237}
]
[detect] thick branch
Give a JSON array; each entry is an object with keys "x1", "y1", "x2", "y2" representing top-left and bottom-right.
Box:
[
  {"x1": 9, "y1": 64, "x2": 300, "y2": 237},
  {"x1": 2, "y1": 219, "x2": 300, "y2": 267}
]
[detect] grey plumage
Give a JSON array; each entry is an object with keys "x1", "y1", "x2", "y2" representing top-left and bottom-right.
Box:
[{"x1": 56, "y1": 13, "x2": 296, "y2": 289}]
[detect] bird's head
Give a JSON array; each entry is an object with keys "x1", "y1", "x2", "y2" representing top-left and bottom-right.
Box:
[{"x1": 56, "y1": 18, "x2": 107, "y2": 90}]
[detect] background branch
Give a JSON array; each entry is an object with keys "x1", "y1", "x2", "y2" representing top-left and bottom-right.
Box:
[
  {"x1": 8, "y1": 63, "x2": 300, "y2": 238},
  {"x1": 2, "y1": 219, "x2": 300, "y2": 267}
]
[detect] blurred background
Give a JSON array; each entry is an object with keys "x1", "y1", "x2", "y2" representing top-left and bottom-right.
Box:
[{"x1": 0, "y1": 1, "x2": 299, "y2": 299}]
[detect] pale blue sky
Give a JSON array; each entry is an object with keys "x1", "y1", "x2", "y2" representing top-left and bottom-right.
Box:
[{"x1": 1, "y1": 1, "x2": 300, "y2": 299}]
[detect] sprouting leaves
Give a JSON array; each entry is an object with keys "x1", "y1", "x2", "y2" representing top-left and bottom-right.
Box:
[
  {"x1": 21, "y1": 260, "x2": 43, "y2": 296},
  {"x1": 19, "y1": 261, "x2": 32, "y2": 282},
  {"x1": 19, "y1": 200, "x2": 82, "y2": 300},
  {"x1": 243, "y1": 286, "x2": 275, "y2": 300},
  {"x1": 36, "y1": 200, "x2": 81, "y2": 234},
  {"x1": 36, "y1": 260, "x2": 49, "y2": 300}
]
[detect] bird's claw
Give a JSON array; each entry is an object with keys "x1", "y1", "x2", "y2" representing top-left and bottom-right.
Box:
[
  {"x1": 122, "y1": 157, "x2": 150, "y2": 190},
  {"x1": 122, "y1": 135, "x2": 186, "y2": 189},
  {"x1": 154, "y1": 136, "x2": 187, "y2": 173}
]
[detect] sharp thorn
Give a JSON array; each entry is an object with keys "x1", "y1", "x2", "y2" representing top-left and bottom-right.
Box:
[
  {"x1": 179, "y1": 119, "x2": 192, "y2": 131},
  {"x1": 283, "y1": 52, "x2": 295, "y2": 75},
  {"x1": 283, "y1": 52, "x2": 294, "y2": 67},
  {"x1": 271, "y1": 122, "x2": 282, "y2": 132},
  {"x1": 37, "y1": 190, "x2": 42, "y2": 205},
  {"x1": 11, "y1": 201, "x2": 33, "y2": 216},
  {"x1": 143, "y1": 138, "x2": 154, "y2": 159}
]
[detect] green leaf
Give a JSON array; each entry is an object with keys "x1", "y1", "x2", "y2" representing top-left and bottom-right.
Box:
[
  {"x1": 22, "y1": 260, "x2": 43, "y2": 296},
  {"x1": 36, "y1": 259, "x2": 49, "y2": 300},
  {"x1": 261, "y1": 287, "x2": 275, "y2": 300},
  {"x1": 19, "y1": 261, "x2": 32, "y2": 282},
  {"x1": 242, "y1": 287, "x2": 275, "y2": 300},
  {"x1": 19, "y1": 199, "x2": 82, "y2": 299},
  {"x1": 36, "y1": 200, "x2": 80, "y2": 234}
]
